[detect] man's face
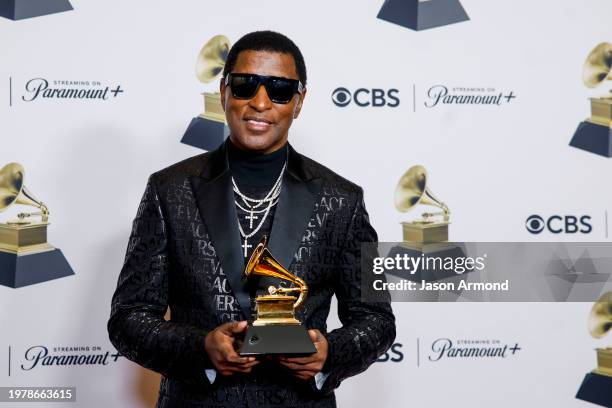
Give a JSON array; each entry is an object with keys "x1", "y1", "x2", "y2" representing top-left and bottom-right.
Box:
[{"x1": 220, "y1": 50, "x2": 306, "y2": 154}]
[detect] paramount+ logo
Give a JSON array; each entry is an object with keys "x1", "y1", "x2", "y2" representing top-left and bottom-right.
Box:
[
  {"x1": 525, "y1": 214, "x2": 592, "y2": 235},
  {"x1": 331, "y1": 87, "x2": 400, "y2": 108}
]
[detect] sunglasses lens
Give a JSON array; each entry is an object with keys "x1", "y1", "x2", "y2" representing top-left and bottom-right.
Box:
[
  {"x1": 230, "y1": 74, "x2": 259, "y2": 99},
  {"x1": 229, "y1": 74, "x2": 299, "y2": 103},
  {"x1": 266, "y1": 78, "x2": 296, "y2": 104}
]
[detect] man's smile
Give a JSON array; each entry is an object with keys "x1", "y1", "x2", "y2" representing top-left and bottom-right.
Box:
[{"x1": 244, "y1": 115, "x2": 274, "y2": 132}]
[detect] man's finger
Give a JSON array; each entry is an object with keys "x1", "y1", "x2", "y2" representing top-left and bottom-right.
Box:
[
  {"x1": 222, "y1": 320, "x2": 248, "y2": 335},
  {"x1": 229, "y1": 359, "x2": 260, "y2": 369},
  {"x1": 222, "y1": 346, "x2": 254, "y2": 365},
  {"x1": 226, "y1": 354, "x2": 254, "y2": 365},
  {"x1": 308, "y1": 329, "x2": 322, "y2": 343},
  {"x1": 278, "y1": 360, "x2": 320, "y2": 372}
]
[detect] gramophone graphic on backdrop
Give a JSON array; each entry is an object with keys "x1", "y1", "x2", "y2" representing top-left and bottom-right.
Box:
[
  {"x1": 386, "y1": 165, "x2": 468, "y2": 282},
  {"x1": 0, "y1": 0, "x2": 72, "y2": 20},
  {"x1": 377, "y1": 0, "x2": 469, "y2": 31},
  {"x1": 570, "y1": 42, "x2": 612, "y2": 158},
  {"x1": 181, "y1": 35, "x2": 231, "y2": 151},
  {"x1": 0, "y1": 163, "x2": 73, "y2": 288},
  {"x1": 576, "y1": 292, "x2": 612, "y2": 407}
]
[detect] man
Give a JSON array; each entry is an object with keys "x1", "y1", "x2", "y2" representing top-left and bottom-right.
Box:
[{"x1": 108, "y1": 30, "x2": 395, "y2": 408}]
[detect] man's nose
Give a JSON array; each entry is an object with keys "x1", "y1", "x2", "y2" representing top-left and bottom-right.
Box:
[{"x1": 248, "y1": 84, "x2": 272, "y2": 111}]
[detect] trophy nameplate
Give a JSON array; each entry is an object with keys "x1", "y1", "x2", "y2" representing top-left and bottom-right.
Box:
[
  {"x1": 0, "y1": 0, "x2": 72, "y2": 21},
  {"x1": 377, "y1": 0, "x2": 469, "y2": 31},
  {"x1": 181, "y1": 35, "x2": 230, "y2": 151},
  {"x1": 576, "y1": 292, "x2": 612, "y2": 407},
  {"x1": 239, "y1": 237, "x2": 317, "y2": 356},
  {"x1": 570, "y1": 43, "x2": 612, "y2": 157},
  {"x1": 0, "y1": 163, "x2": 74, "y2": 288}
]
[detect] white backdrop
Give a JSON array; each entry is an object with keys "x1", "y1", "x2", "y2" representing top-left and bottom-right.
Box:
[{"x1": 1, "y1": 0, "x2": 610, "y2": 406}]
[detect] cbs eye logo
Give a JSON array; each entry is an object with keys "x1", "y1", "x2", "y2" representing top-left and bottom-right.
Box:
[
  {"x1": 526, "y1": 214, "x2": 592, "y2": 234},
  {"x1": 332, "y1": 87, "x2": 400, "y2": 108},
  {"x1": 525, "y1": 215, "x2": 546, "y2": 234}
]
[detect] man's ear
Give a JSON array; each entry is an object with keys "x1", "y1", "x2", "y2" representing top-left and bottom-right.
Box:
[
  {"x1": 293, "y1": 88, "x2": 307, "y2": 119},
  {"x1": 219, "y1": 78, "x2": 227, "y2": 111}
]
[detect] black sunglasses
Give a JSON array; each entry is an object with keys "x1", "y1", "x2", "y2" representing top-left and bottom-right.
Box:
[{"x1": 225, "y1": 73, "x2": 304, "y2": 104}]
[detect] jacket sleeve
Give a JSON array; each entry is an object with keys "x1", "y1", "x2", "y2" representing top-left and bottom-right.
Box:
[
  {"x1": 320, "y1": 188, "x2": 396, "y2": 393},
  {"x1": 107, "y1": 175, "x2": 212, "y2": 385}
]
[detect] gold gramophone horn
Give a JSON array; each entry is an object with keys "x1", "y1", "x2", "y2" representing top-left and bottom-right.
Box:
[
  {"x1": 589, "y1": 292, "x2": 612, "y2": 339},
  {"x1": 394, "y1": 165, "x2": 449, "y2": 218},
  {"x1": 583, "y1": 42, "x2": 612, "y2": 89},
  {"x1": 195, "y1": 34, "x2": 230, "y2": 84},
  {"x1": 245, "y1": 236, "x2": 308, "y2": 310},
  {"x1": 0, "y1": 163, "x2": 48, "y2": 222}
]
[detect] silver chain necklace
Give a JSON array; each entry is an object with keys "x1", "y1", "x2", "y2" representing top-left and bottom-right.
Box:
[{"x1": 232, "y1": 162, "x2": 286, "y2": 257}]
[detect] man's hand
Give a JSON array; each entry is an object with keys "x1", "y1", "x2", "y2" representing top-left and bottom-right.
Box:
[
  {"x1": 205, "y1": 321, "x2": 259, "y2": 376},
  {"x1": 276, "y1": 329, "x2": 328, "y2": 381}
]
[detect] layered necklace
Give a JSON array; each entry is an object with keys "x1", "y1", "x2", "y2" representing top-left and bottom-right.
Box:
[{"x1": 232, "y1": 162, "x2": 286, "y2": 257}]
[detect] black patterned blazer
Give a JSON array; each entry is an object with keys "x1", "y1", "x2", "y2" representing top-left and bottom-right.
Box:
[{"x1": 107, "y1": 140, "x2": 396, "y2": 408}]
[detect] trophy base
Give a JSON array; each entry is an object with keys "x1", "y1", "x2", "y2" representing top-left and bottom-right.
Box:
[
  {"x1": 385, "y1": 242, "x2": 468, "y2": 281},
  {"x1": 0, "y1": 0, "x2": 72, "y2": 20},
  {"x1": 181, "y1": 117, "x2": 229, "y2": 151},
  {"x1": 0, "y1": 248, "x2": 74, "y2": 288},
  {"x1": 239, "y1": 324, "x2": 317, "y2": 356},
  {"x1": 576, "y1": 372, "x2": 612, "y2": 407},
  {"x1": 569, "y1": 120, "x2": 612, "y2": 158},
  {"x1": 377, "y1": 0, "x2": 469, "y2": 31}
]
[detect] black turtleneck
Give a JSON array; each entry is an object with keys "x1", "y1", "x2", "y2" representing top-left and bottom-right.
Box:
[{"x1": 228, "y1": 139, "x2": 288, "y2": 189}]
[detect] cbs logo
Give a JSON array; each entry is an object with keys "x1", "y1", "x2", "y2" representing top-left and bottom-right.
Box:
[
  {"x1": 525, "y1": 214, "x2": 592, "y2": 234},
  {"x1": 376, "y1": 343, "x2": 404, "y2": 363},
  {"x1": 331, "y1": 87, "x2": 400, "y2": 107}
]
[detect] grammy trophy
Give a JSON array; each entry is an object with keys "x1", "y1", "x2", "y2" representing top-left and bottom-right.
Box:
[
  {"x1": 239, "y1": 236, "x2": 317, "y2": 356},
  {"x1": 181, "y1": 34, "x2": 231, "y2": 151},
  {"x1": 0, "y1": 163, "x2": 73, "y2": 288}
]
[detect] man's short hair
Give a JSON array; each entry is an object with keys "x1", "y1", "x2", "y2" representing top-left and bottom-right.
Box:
[{"x1": 223, "y1": 30, "x2": 307, "y2": 85}]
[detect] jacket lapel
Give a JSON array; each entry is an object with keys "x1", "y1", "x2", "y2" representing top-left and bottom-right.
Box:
[
  {"x1": 268, "y1": 145, "x2": 323, "y2": 271},
  {"x1": 189, "y1": 143, "x2": 252, "y2": 320}
]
